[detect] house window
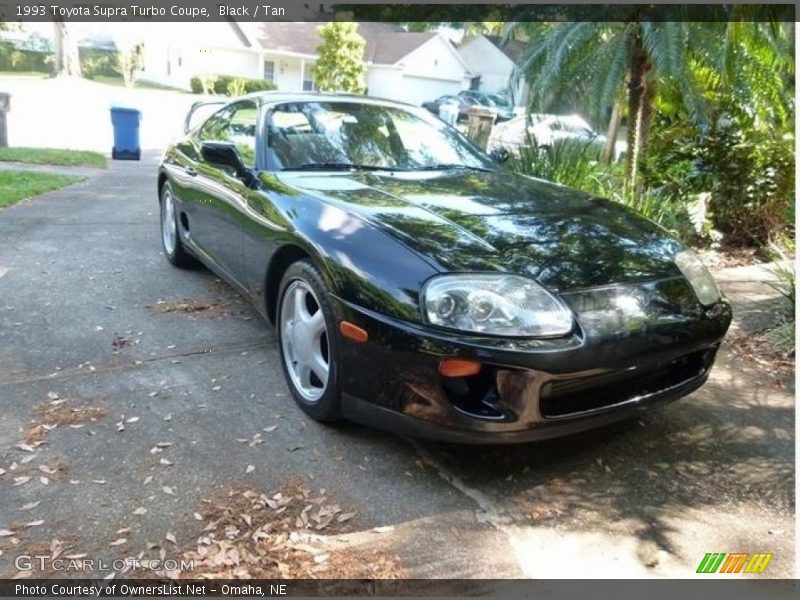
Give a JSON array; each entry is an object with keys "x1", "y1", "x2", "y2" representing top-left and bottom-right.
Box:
[
  {"x1": 263, "y1": 60, "x2": 275, "y2": 82},
  {"x1": 302, "y1": 62, "x2": 317, "y2": 91}
]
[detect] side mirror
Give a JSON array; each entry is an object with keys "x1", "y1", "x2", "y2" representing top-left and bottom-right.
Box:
[
  {"x1": 490, "y1": 147, "x2": 510, "y2": 164},
  {"x1": 201, "y1": 141, "x2": 246, "y2": 174}
]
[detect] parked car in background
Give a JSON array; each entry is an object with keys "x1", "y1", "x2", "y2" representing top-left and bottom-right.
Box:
[
  {"x1": 421, "y1": 94, "x2": 480, "y2": 122},
  {"x1": 158, "y1": 92, "x2": 730, "y2": 443},
  {"x1": 458, "y1": 90, "x2": 515, "y2": 122},
  {"x1": 490, "y1": 114, "x2": 627, "y2": 161}
]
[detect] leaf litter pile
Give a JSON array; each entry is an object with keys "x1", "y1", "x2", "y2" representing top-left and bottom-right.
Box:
[
  {"x1": 150, "y1": 299, "x2": 230, "y2": 319},
  {"x1": 23, "y1": 397, "x2": 107, "y2": 446},
  {"x1": 169, "y1": 479, "x2": 402, "y2": 579}
]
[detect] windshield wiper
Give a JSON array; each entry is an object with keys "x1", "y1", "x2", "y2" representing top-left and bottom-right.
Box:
[
  {"x1": 412, "y1": 164, "x2": 494, "y2": 172},
  {"x1": 283, "y1": 163, "x2": 398, "y2": 172}
]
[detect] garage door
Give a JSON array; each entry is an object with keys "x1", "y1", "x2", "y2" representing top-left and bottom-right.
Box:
[{"x1": 399, "y1": 76, "x2": 465, "y2": 106}]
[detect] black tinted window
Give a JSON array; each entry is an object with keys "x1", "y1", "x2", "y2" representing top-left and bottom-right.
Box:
[{"x1": 198, "y1": 102, "x2": 258, "y2": 169}]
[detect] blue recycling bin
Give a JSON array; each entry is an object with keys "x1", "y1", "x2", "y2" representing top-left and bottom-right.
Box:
[{"x1": 110, "y1": 105, "x2": 141, "y2": 160}]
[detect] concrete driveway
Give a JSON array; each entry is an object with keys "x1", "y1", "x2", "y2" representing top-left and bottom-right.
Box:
[{"x1": 0, "y1": 155, "x2": 794, "y2": 579}]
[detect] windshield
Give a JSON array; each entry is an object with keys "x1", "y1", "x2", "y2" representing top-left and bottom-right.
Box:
[{"x1": 267, "y1": 101, "x2": 493, "y2": 171}]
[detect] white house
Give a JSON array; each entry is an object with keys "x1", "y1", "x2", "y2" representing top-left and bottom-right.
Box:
[
  {"x1": 457, "y1": 34, "x2": 529, "y2": 107},
  {"x1": 138, "y1": 22, "x2": 473, "y2": 106}
]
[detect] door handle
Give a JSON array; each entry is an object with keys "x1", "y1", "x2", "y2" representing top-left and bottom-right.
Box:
[{"x1": 185, "y1": 167, "x2": 197, "y2": 177}]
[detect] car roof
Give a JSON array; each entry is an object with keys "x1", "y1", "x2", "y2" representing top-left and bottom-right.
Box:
[{"x1": 241, "y1": 91, "x2": 422, "y2": 112}]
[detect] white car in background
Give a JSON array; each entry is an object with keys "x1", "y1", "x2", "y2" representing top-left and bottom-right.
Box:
[{"x1": 490, "y1": 113, "x2": 627, "y2": 161}]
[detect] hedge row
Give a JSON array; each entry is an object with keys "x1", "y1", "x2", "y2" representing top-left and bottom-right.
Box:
[{"x1": 190, "y1": 74, "x2": 277, "y2": 96}]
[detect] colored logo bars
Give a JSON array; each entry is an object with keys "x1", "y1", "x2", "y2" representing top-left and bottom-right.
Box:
[{"x1": 696, "y1": 553, "x2": 773, "y2": 574}]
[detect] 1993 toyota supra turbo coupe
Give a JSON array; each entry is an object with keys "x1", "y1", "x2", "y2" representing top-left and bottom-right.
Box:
[{"x1": 158, "y1": 93, "x2": 731, "y2": 443}]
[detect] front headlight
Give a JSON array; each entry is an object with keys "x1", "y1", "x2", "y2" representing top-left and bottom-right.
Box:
[
  {"x1": 675, "y1": 249, "x2": 721, "y2": 305},
  {"x1": 422, "y1": 274, "x2": 574, "y2": 337}
]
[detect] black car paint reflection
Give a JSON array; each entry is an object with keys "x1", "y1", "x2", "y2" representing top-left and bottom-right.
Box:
[{"x1": 158, "y1": 93, "x2": 731, "y2": 443}]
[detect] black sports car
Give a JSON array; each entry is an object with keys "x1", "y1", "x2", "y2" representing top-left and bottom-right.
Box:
[{"x1": 158, "y1": 93, "x2": 731, "y2": 443}]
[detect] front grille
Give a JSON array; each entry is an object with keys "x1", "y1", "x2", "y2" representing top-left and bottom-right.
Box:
[{"x1": 539, "y1": 348, "x2": 714, "y2": 419}]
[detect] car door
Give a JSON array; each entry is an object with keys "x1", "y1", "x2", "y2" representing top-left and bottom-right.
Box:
[{"x1": 186, "y1": 101, "x2": 260, "y2": 287}]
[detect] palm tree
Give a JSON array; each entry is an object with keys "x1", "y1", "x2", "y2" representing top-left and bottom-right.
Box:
[
  {"x1": 506, "y1": 10, "x2": 792, "y2": 198},
  {"x1": 507, "y1": 20, "x2": 705, "y2": 196}
]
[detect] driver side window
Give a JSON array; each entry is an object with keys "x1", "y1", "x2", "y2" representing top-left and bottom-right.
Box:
[{"x1": 198, "y1": 102, "x2": 259, "y2": 169}]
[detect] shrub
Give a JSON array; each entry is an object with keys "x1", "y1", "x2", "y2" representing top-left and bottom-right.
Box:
[
  {"x1": 699, "y1": 118, "x2": 794, "y2": 246},
  {"x1": 79, "y1": 49, "x2": 117, "y2": 80},
  {"x1": 190, "y1": 73, "x2": 277, "y2": 96},
  {"x1": 0, "y1": 41, "x2": 49, "y2": 72}
]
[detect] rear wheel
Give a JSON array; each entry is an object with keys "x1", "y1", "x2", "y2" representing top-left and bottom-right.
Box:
[
  {"x1": 277, "y1": 260, "x2": 342, "y2": 421},
  {"x1": 160, "y1": 182, "x2": 195, "y2": 268}
]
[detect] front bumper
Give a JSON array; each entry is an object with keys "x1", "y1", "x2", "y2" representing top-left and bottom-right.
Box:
[{"x1": 333, "y1": 279, "x2": 732, "y2": 444}]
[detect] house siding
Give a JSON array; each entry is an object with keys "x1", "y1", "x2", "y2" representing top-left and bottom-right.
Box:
[{"x1": 458, "y1": 35, "x2": 528, "y2": 106}]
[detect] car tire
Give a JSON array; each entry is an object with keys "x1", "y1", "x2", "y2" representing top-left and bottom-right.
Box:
[
  {"x1": 277, "y1": 259, "x2": 342, "y2": 422},
  {"x1": 160, "y1": 182, "x2": 195, "y2": 268}
]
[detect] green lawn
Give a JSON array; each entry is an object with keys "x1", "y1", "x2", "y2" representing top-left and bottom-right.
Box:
[
  {"x1": 0, "y1": 71, "x2": 48, "y2": 79},
  {"x1": 0, "y1": 147, "x2": 107, "y2": 168},
  {"x1": 0, "y1": 170, "x2": 84, "y2": 209}
]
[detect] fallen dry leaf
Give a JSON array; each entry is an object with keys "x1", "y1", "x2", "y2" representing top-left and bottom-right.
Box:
[
  {"x1": 0, "y1": 529, "x2": 16, "y2": 537},
  {"x1": 160, "y1": 458, "x2": 173, "y2": 467},
  {"x1": 163, "y1": 486, "x2": 175, "y2": 496},
  {"x1": 373, "y1": 526, "x2": 394, "y2": 533},
  {"x1": 246, "y1": 465, "x2": 255, "y2": 474},
  {"x1": 133, "y1": 507, "x2": 147, "y2": 516},
  {"x1": 166, "y1": 533, "x2": 177, "y2": 545},
  {"x1": 20, "y1": 501, "x2": 41, "y2": 511},
  {"x1": 109, "y1": 538, "x2": 127, "y2": 546},
  {"x1": 25, "y1": 520, "x2": 44, "y2": 528}
]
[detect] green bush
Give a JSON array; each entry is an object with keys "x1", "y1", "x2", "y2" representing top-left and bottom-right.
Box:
[
  {"x1": 79, "y1": 48, "x2": 118, "y2": 80},
  {"x1": 645, "y1": 106, "x2": 795, "y2": 247},
  {"x1": 0, "y1": 41, "x2": 49, "y2": 72},
  {"x1": 509, "y1": 137, "x2": 608, "y2": 191},
  {"x1": 699, "y1": 119, "x2": 794, "y2": 246},
  {"x1": 189, "y1": 73, "x2": 276, "y2": 96}
]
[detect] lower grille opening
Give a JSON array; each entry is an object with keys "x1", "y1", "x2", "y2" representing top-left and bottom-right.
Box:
[
  {"x1": 540, "y1": 348, "x2": 714, "y2": 419},
  {"x1": 441, "y1": 367, "x2": 506, "y2": 420}
]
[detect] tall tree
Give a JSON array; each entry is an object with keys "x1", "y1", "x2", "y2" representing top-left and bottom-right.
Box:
[
  {"x1": 53, "y1": 19, "x2": 81, "y2": 76},
  {"x1": 313, "y1": 22, "x2": 366, "y2": 94},
  {"x1": 507, "y1": 12, "x2": 792, "y2": 197}
]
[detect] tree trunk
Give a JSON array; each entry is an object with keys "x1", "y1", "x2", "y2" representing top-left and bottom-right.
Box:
[
  {"x1": 601, "y1": 101, "x2": 622, "y2": 165},
  {"x1": 53, "y1": 20, "x2": 82, "y2": 77},
  {"x1": 625, "y1": 35, "x2": 652, "y2": 204}
]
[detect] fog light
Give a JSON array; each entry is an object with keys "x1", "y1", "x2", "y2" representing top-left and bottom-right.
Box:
[{"x1": 439, "y1": 359, "x2": 482, "y2": 377}]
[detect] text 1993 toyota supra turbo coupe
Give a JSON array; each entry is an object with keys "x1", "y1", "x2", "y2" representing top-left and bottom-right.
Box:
[{"x1": 158, "y1": 93, "x2": 731, "y2": 443}]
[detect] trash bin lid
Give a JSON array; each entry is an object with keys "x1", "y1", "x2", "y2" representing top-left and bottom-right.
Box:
[{"x1": 110, "y1": 104, "x2": 141, "y2": 115}]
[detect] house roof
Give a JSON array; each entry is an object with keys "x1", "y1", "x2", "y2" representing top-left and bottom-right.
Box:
[
  {"x1": 247, "y1": 22, "x2": 439, "y2": 65},
  {"x1": 484, "y1": 35, "x2": 526, "y2": 64}
]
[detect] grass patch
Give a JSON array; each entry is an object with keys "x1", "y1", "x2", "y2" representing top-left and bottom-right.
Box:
[
  {"x1": 0, "y1": 71, "x2": 48, "y2": 79},
  {"x1": 0, "y1": 147, "x2": 107, "y2": 168},
  {"x1": 0, "y1": 170, "x2": 84, "y2": 209}
]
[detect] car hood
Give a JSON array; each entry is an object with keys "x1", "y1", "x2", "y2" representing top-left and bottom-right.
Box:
[{"x1": 277, "y1": 169, "x2": 683, "y2": 292}]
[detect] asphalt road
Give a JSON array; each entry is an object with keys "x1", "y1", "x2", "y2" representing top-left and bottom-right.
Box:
[{"x1": 0, "y1": 155, "x2": 794, "y2": 579}]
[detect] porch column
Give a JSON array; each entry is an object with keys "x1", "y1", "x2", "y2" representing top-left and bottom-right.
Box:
[{"x1": 299, "y1": 58, "x2": 305, "y2": 90}]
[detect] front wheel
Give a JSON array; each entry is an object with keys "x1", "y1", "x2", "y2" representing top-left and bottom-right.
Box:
[{"x1": 277, "y1": 260, "x2": 342, "y2": 422}]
